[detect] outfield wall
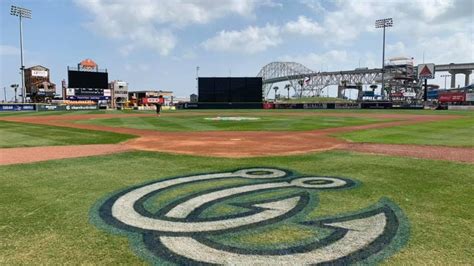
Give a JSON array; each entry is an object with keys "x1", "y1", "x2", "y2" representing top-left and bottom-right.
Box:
[
  {"x1": 0, "y1": 104, "x2": 98, "y2": 112},
  {"x1": 177, "y1": 101, "x2": 432, "y2": 110},
  {"x1": 0, "y1": 104, "x2": 36, "y2": 111},
  {"x1": 448, "y1": 105, "x2": 474, "y2": 110}
]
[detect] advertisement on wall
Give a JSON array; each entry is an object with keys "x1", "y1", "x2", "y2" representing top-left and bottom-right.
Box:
[
  {"x1": 67, "y1": 95, "x2": 110, "y2": 100},
  {"x1": 466, "y1": 93, "x2": 474, "y2": 101},
  {"x1": 403, "y1": 92, "x2": 417, "y2": 97},
  {"x1": 38, "y1": 105, "x2": 99, "y2": 111},
  {"x1": 65, "y1": 105, "x2": 98, "y2": 110},
  {"x1": 439, "y1": 92, "x2": 465, "y2": 103},
  {"x1": 66, "y1": 88, "x2": 75, "y2": 96},
  {"x1": 0, "y1": 104, "x2": 36, "y2": 111},
  {"x1": 37, "y1": 105, "x2": 66, "y2": 111}
]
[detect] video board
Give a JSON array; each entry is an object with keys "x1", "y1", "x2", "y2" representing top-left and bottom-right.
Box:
[
  {"x1": 68, "y1": 70, "x2": 108, "y2": 89},
  {"x1": 198, "y1": 77, "x2": 262, "y2": 102}
]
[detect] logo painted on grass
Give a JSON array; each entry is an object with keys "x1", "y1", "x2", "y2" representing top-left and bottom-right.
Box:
[{"x1": 92, "y1": 168, "x2": 409, "y2": 265}]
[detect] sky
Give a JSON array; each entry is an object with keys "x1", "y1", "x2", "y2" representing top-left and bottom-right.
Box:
[{"x1": 0, "y1": 0, "x2": 473, "y2": 100}]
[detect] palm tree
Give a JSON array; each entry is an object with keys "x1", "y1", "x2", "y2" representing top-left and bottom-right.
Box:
[{"x1": 285, "y1": 84, "x2": 291, "y2": 99}]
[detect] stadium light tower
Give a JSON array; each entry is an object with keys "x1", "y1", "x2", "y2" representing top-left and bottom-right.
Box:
[
  {"x1": 196, "y1": 66, "x2": 200, "y2": 91},
  {"x1": 10, "y1": 5, "x2": 32, "y2": 103},
  {"x1": 440, "y1": 74, "x2": 451, "y2": 90},
  {"x1": 375, "y1": 18, "x2": 393, "y2": 98}
]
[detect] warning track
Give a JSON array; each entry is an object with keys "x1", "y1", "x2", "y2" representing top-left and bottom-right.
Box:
[{"x1": 0, "y1": 112, "x2": 472, "y2": 165}]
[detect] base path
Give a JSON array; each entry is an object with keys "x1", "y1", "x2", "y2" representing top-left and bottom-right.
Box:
[
  {"x1": 1, "y1": 112, "x2": 472, "y2": 164},
  {"x1": 339, "y1": 143, "x2": 474, "y2": 163},
  {"x1": 0, "y1": 144, "x2": 131, "y2": 165}
]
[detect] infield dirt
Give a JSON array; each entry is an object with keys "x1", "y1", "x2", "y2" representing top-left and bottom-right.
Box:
[{"x1": 1, "y1": 112, "x2": 472, "y2": 164}]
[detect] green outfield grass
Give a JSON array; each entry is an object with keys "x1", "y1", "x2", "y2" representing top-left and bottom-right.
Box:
[
  {"x1": 0, "y1": 120, "x2": 135, "y2": 148},
  {"x1": 339, "y1": 116, "x2": 474, "y2": 147},
  {"x1": 0, "y1": 151, "x2": 472, "y2": 264},
  {"x1": 0, "y1": 108, "x2": 471, "y2": 117},
  {"x1": 76, "y1": 114, "x2": 389, "y2": 131}
]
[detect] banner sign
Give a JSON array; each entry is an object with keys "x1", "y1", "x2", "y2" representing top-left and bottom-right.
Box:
[
  {"x1": 37, "y1": 105, "x2": 98, "y2": 111},
  {"x1": 303, "y1": 103, "x2": 325, "y2": 109},
  {"x1": 363, "y1": 91, "x2": 375, "y2": 97},
  {"x1": 32, "y1": 70, "x2": 48, "y2": 77},
  {"x1": 335, "y1": 103, "x2": 360, "y2": 109},
  {"x1": 466, "y1": 93, "x2": 474, "y2": 101},
  {"x1": 439, "y1": 92, "x2": 465, "y2": 103},
  {"x1": 66, "y1": 88, "x2": 75, "y2": 96},
  {"x1": 65, "y1": 105, "x2": 98, "y2": 110},
  {"x1": 0, "y1": 104, "x2": 36, "y2": 111},
  {"x1": 403, "y1": 92, "x2": 416, "y2": 97},
  {"x1": 75, "y1": 88, "x2": 104, "y2": 96},
  {"x1": 37, "y1": 105, "x2": 67, "y2": 111},
  {"x1": 67, "y1": 96, "x2": 110, "y2": 100}
]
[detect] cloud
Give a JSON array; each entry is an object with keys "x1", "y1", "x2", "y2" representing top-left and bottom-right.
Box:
[
  {"x1": 75, "y1": 0, "x2": 271, "y2": 56},
  {"x1": 283, "y1": 16, "x2": 324, "y2": 36},
  {"x1": 299, "y1": 0, "x2": 327, "y2": 14},
  {"x1": 202, "y1": 16, "x2": 324, "y2": 54},
  {"x1": 279, "y1": 50, "x2": 351, "y2": 70},
  {"x1": 0, "y1": 45, "x2": 20, "y2": 56},
  {"x1": 387, "y1": 42, "x2": 408, "y2": 57},
  {"x1": 298, "y1": 0, "x2": 469, "y2": 44},
  {"x1": 202, "y1": 24, "x2": 281, "y2": 54},
  {"x1": 416, "y1": 32, "x2": 474, "y2": 63}
]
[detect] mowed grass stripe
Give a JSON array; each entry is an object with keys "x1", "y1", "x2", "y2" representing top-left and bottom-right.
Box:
[
  {"x1": 0, "y1": 120, "x2": 135, "y2": 148},
  {"x1": 77, "y1": 115, "x2": 388, "y2": 132},
  {"x1": 339, "y1": 117, "x2": 474, "y2": 147}
]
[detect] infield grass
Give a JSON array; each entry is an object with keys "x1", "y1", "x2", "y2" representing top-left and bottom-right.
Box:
[
  {"x1": 76, "y1": 114, "x2": 389, "y2": 131},
  {"x1": 0, "y1": 151, "x2": 472, "y2": 264},
  {"x1": 0, "y1": 120, "x2": 135, "y2": 148},
  {"x1": 339, "y1": 116, "x2": 474, "y2": 147}
]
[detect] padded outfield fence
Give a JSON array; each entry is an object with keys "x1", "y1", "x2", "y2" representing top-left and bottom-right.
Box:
[
  {"x1": 177, "y1": 102, "x2": 426, "y2": 110},
  {"x1": 0, "y1": 104, "x2": 98, "y2": 112}
]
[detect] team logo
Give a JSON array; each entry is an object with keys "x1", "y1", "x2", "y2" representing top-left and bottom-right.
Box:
[{"x1": 92, "y1": 168, "x2": 409, "y2": 265}]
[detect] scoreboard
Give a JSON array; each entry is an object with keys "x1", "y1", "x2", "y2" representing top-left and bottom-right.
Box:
[
  {"x1": 198, "y1": 77, "x2": 262, "y2": 103},
  {"x1": 68, "y1": 70, "x2": 108, "y2": 89}
]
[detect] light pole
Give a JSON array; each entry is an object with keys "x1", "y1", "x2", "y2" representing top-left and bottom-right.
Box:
[
  {"x1": 10, "y1": 5, "x2": 32, "y2": 103},
  {"x1": 3, "y1": 87, "x2": 6, "y2": 102},
  {"x1": 11, "y1": 84, "x2": 19, "y2": 103},
  {"x1": 196, "y1": 66, "x2": 200, "y2": 92},
  {"x1": 440, "y1": 74, "x2": 451, "y2": 90},
  {"x1": 375, "y1": 18, "x2": 393, "y2": 99}
]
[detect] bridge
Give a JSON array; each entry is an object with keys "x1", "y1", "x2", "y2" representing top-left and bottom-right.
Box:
[{"x1": 257, "y1": 62, "x2": 474, "y2": 98}]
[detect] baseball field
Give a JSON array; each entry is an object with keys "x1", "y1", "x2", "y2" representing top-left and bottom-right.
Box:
[{"x1": 0, "y1": 109, "x2": 472, "y2": 265}]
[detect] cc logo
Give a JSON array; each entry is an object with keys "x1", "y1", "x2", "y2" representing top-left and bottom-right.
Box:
[{"x1": 93, "y1": 168, "x2": 408, "y2": 265}]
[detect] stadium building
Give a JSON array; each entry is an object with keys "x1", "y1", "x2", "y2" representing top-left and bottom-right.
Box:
[
  {"x1": 109, "y1": 80, "x2": 128, "y2": 108},
  {"x1": 128, "y1": 90, "x2": 173, "y2": 106},
  {"x1": 24, "y1": 65, "x2": 56, "y2": 102}
]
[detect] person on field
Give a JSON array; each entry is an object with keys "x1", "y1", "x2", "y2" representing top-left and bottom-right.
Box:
[{"x1": 155, "y1": 95, "x2": 165, "y2": 116}]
